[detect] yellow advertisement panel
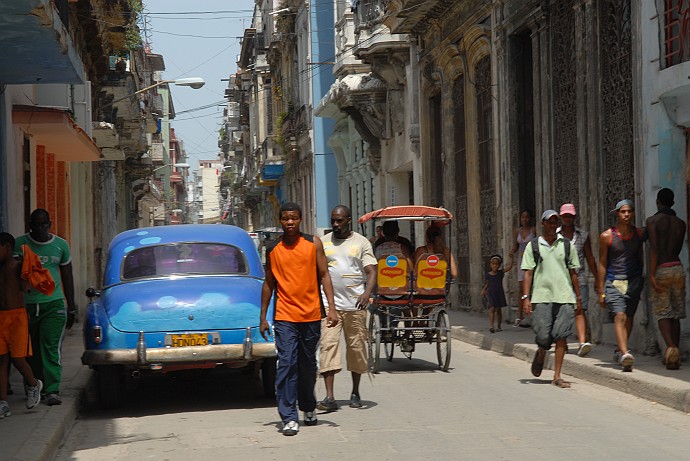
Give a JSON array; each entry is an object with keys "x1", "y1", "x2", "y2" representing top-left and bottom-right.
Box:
[
  {"x1": 416, "y1": 255, "x2": 447, "y2": 290},
  {"x1": 378, "y1": 256, "x2": 408, "y2": 288}
]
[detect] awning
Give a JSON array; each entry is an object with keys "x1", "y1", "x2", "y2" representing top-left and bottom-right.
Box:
[
  {"x1": 13, "y1": 105, "x2": 101, "y2": 161},
  {"x1": 358, "y1": 206, "x2": 453, "y2": 224}
]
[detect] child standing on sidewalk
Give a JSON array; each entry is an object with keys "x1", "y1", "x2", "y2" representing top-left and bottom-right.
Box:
[
  {"x1": 0, "y1": 232, "x2": 43, "y2": 417},
  {"x1": 480, "y1": 254, "x2": 513, "y2": 333}
]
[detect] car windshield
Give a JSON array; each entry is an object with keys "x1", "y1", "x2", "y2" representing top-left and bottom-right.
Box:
[{"x1": 121, "y1": 243, "x2": 248, "y2": 280}]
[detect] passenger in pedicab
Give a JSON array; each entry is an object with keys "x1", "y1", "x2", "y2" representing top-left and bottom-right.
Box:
[
  {"x1": 413, "y1": 224, "x2": 458, "y2": 280},
  {"x1": 373, "y1": 221, "x2": 415, "y2": 258},
  {"x1": 373, "y1": 220, "x2": 415, "y2": 345},
  {"x1": 411, "y1": 224, "x2": 457, "y2": 331}
]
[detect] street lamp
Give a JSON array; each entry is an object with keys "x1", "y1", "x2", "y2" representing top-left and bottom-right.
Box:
[
  {"x1": 152, "y1": 162, "x2": 190, "y2": 173},
  {"x1": 108, "y1": 78, "x2": 205, "y2": 106}
]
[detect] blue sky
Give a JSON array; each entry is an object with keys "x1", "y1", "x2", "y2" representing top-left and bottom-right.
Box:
[{"x1": 142, "y1": 1, "x2": 255, "y2": 169}]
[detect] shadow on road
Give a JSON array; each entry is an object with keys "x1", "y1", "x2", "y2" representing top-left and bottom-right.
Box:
[{"x1": 81, "y1": 367, "x2": 277, "y2": 418}]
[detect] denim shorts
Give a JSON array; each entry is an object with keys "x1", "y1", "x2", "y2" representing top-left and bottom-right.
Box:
[
  {"x1": 604, "y1": 276, "x2": 644, "y2": 317},
  {"x1": 532, "y1": 303, "x2": 575, "y2": 350}
]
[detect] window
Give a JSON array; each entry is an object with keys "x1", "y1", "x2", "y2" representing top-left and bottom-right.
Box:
[
  {"x1": 122, "y1": 243, "x2": 247, "y2": 280},
  {"x1": 665, "y1": 0, "x2": 690, "y2": 67}
]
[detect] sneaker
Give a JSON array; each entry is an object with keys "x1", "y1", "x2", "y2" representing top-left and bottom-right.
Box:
[
  {"x1": 0, "y1": 401, "x2": 10, "y2": 418},
  {"x1": 316, "y1": 396, "x2": 338, "y2": 412},
  {"x1": 620, "y1": 351, "x2": 635, "y2": 372},
  {"x1": 613, "y1": 349, "x2": 622, "y2": 363},
  {"x1": 303, "y1": 411, "x2": 318, "y2": 426},
  {"x1": 45, "y1": 393, "x2": 62, "y2": 406},
  {"x1": 665, "y1": 346, "x2": 680, "y2": 370},
  {"x1": 283, "y1": 420, "x2": 299, "y2": 436},
  {"x1": 26, "y1": 379, "x2": 43, "y2": 409},
  {"x1": 577, "y1": 342, "x2": 592, "y2": 358},
  {"x1": 349, "y1": 393, "x2": 362, "y2": 408}
]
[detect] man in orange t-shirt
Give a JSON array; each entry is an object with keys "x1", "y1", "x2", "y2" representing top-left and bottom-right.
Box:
[{"x1": 260, "y1": 202, "x2": 338, "y2": 436}]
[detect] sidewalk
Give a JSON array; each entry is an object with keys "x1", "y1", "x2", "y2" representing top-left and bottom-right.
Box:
[
  {"x1": 447, "y1": 309, "x2": 690, "y2": 413},
  {"x1": 2, "y1": 328, "x2": 92, "y2": 461}
]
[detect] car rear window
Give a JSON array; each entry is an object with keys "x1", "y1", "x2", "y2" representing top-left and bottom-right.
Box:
[{"x1": 121, "y1": 243, "x2": 248, "y2": 280}]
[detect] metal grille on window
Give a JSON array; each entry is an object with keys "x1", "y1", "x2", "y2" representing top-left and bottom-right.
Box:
[
  {"x1": 551, "y1": 0, "x2": 579, "y2": 206},
  {"x1": 601, "y1": 0, "x2": 635, "y2": 215},
  {"x1": 475, "y1": 55, "x2": 496, "y2": 269},
  {"x1": 664, "y1": 0, "x2": 690, "y2": 67},
  {"x1": 453, "y1": 75, "x2": 471, "y2": 309}
]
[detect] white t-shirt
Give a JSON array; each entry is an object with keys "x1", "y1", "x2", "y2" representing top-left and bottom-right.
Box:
[{"x1": 321, "y1": 231, "x2": 377, "y2": 311}]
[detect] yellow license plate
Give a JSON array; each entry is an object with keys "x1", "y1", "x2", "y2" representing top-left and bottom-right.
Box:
[{"x1": 170, "y1": 333, "x2": 209, "y2": 347}]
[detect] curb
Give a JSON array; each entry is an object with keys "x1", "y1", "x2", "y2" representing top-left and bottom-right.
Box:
[
  {"x1": 11, "y1": 367, "x2": 94, "y2": 461},
  {"x1": 451, "y1": 325, "x2": 690, "y2": 413}
]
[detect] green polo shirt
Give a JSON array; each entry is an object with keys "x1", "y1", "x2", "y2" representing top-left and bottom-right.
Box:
[{"x1": 521, "y1": 234, "x2": 580, "y2": 304}]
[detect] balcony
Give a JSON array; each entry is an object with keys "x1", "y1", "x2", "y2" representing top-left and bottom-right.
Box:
[{"x1": 0, "y1": 0, "x2": 85, "y2": 84}]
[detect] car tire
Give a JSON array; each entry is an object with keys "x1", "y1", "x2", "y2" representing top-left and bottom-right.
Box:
[
  {"x1": 97, "y1": 365, "x2": 124, "y2": 410},
  {"x1": 261, "y1": 358, "x2": 277, "y2": 399}
]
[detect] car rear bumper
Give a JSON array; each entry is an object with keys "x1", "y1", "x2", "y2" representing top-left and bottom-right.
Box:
[{"x1": 82, "y1": 341, "x2": 277, "y2": 366}]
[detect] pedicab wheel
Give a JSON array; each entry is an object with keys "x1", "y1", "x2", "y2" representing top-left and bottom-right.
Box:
[
  {"x1": 436, "y1": 310, "x2": 451, "y2": 372},
  {"x1": 368, "y1": 311, "x2": 381, "y2": 373}
]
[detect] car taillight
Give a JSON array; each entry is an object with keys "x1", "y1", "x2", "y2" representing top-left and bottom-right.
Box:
[{"x1": 92, "y1": 326, "x2": 102, "y2": 344}]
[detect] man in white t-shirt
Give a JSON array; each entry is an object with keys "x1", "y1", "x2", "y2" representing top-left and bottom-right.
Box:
[{"x1": 316, "y1": 205, "x2": 377, "y2": 411}]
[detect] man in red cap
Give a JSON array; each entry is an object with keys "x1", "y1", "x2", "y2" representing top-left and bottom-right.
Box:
[{"x1": 558, "y1": 203, "x2": 598, "y2": 357}]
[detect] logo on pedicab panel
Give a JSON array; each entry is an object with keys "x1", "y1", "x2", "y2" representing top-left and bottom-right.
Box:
[
  {"x1": 385, "y1": 255, "x2": 399, "y2": 267},
  {"x1": 427, "y1": 255, "x2": 439, "y2": 266}
]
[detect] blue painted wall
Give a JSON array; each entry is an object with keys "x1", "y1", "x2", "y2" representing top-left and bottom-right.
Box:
[{"x1": 310, "y1": 0, "x2": 338, "y2": 230}]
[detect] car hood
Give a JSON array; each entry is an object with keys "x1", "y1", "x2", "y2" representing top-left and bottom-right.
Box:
[{"x1": 103, "y1": 276, "x2": 264, "y2": 333}]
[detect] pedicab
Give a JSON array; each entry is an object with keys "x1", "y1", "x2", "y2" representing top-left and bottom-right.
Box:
[{"x1": 358, "y1": 206, "x2": 453, "y2": 372}]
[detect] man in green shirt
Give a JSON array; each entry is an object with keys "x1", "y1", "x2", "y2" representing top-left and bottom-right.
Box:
[
  {"x1": 521, "y1": 210, "x2": 582, "y2": 388},
  {"x1": 15, "y1": 209, "x2": 76, "y2": 405}
]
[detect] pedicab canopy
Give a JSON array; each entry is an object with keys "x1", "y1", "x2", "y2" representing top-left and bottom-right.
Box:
[{"x1": 358, "y1": 205, "x2": 453, "y2": 224}]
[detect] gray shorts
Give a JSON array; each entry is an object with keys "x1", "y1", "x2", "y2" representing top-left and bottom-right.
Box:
[
  {"x1": 604, "y1": 276, "x2": 644, "y2": 317},
  {"x1": 532, "y1": 303, "x2": 575, "y2": 350}
]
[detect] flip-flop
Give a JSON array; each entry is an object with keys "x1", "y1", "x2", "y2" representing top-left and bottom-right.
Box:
[
  {"x1": 552, "y1": 378, "x2": 571, "y2": 388},
  {"x1": 531, "y1": 348, "x2": 545, "y2": 377}
]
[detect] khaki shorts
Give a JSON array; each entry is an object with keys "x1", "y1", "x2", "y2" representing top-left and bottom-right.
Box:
[
  {"x1": 319, "y1": 310, "x2": 368, "y2": 375},
  {"x1": 651, "y1": 265, "x2": 686, "y2": 321}
]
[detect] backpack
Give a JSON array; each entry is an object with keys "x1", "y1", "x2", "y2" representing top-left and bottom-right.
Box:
[{"x1": 530, "y1": 237, "x2": 571, "y2": 271}]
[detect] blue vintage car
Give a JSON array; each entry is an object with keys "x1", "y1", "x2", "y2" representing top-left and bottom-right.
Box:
[{"x1": 82, "y1": 224, "x2": 276, "y2": 408}]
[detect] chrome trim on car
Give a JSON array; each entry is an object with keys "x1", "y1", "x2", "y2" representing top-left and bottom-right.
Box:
[{"x1": 81, "y1": 342, "x2": 277, "y2": 366}]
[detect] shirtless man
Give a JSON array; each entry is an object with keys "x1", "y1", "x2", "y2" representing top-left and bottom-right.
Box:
[
  {"x1": 645, "y1": 188, "x2": 686, "y2": 370},
  {"x1": 0, "y1": 232, "x2": 43, "y2": 417}
]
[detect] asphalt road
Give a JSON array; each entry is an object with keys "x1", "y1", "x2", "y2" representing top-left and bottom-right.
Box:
[{"x1": 56, "y1": 339, "x2": 690, "y2": 461}]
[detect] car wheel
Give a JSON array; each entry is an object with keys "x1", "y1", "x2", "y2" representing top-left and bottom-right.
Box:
[
  {"x1": 261, "y1": 358, "x2": 277, "y2": 399},
  {"x1": 97, "y1": 365, "x2": 124, "y2": 409}
]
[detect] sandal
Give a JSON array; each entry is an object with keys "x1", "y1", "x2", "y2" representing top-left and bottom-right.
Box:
[
  {"x1": 552, "y1": 378, "x2": 571, "y2": 388},
  {"x1": 531, "y1": 348, "x2": 545, "y2": 377},
  {"x1": 513, "y1": 318, "x2": 522, "y2": 327}
]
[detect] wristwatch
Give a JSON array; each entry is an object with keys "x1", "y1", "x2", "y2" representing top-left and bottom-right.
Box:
[{"x1": 521, "y1": 294, "x2": 529, "y2": 300}]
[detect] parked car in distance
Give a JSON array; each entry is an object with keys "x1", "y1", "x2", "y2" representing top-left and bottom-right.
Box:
[{"x1": 82, "y1": 224, "x2": 276, "y2": 409}]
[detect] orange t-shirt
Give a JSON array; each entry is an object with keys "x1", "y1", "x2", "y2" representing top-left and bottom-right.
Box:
[{"x1": 269, "y1": 235, "x2": 323, "y2": 322}]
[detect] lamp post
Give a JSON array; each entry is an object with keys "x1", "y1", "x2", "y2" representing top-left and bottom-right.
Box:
[{"x1": 107, "y1": 77, "x2": 205, "y2": 107}]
